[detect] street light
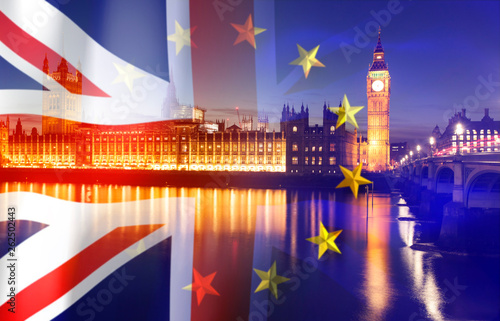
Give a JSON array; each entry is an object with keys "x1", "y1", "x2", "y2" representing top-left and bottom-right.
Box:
[
  {"x1": 409, "y1": 150, "x2": 413, "y2": 162},
  {"x1": 429, "y1": 137, "x2": 435, "y2": 157},
  {"x1": 456, "y1": 123, "x2": 464, "y2": 155},
  {"x1": 416, "y1": 145, "x2": 421, "y2": 159}
]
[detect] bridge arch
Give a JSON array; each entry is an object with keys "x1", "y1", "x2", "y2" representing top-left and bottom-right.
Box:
[
  {"x1": 435, "y1": 166, "x2": 454, "y2": 194},
  {"x1": 466, "y1": 170, "x2": 500, "y2": 209}
]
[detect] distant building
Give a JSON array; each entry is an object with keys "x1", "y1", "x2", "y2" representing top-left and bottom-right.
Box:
[
  {"x1": 199, "y1": 121, "x2": 219, "y2": 133},
  {"x1": 241, "y1": 115, "x2": 253, "y2": 131},
  {"x1": 226, "y1": 124, "x2": 242, "y2": 133},
  {"x1": 433, "y1": 108, "x2": 499, "y2": 155},
  {"x1": 162, "y1": 71, "x2": 179, "y2": 119},
  {"x1": 169, "y1": 105, "x2": 206, "y2": 123},
  {"x1": 257, "y1": 113, "x2": 269, "y2": 132},
  {"x1": 280, "y1": 102, "x2": 359, "y2": 175}
]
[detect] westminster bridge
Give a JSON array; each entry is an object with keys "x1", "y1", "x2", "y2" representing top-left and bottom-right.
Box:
[{"x1": 398, "y1": 152, "x2": 500, "y2": 252}]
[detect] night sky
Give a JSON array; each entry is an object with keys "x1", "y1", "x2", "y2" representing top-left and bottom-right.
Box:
[{"x1": 249, "y1": 0, "x2": 500, "y2": 146}]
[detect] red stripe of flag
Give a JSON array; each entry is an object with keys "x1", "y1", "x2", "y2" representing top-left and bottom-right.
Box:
[
  {"x1": 189, "y1": 1, "x2": 258, "y2": 318},
  {"x1": 0, "y1": 224, "x2": 164, "y2": 320},
  {"x1": 190, "y1": 0, "x2": 258, "y2": 121},
  {"x1": 0, "y1": 11, "x2": 109, "y2": 98}
]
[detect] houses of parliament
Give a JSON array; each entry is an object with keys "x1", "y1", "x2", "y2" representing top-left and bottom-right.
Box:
[{"x1": 0, "y1": 31, "x2": 392, "y2": 173}]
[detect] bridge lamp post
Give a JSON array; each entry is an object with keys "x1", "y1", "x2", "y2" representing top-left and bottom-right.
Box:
[
  {"x1": 429, "y1": 137, "x2": 435, "y2": 158},
  {"x1": 409, "y1": 150, "x2": 413, "y2": 162},
  {"x1": 416, "y1": 145, "x2": 421, "y2": 159},
  {"x1": 456, "y1": 123, "x2": 464, "y2": 155}
]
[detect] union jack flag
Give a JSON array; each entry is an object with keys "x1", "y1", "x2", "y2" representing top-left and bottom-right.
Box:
[{"x1": 0, "y1": 191, "x2": 195, "y2": 320}]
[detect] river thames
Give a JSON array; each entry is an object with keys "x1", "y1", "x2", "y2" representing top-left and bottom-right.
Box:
[{"x1": 1, "y1": 182, "x2": 498, "y2": 320}]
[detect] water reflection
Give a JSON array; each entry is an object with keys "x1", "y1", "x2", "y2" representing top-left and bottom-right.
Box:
[{"x1": 0, "y1": 182, "x2": 497, "y2": 320}]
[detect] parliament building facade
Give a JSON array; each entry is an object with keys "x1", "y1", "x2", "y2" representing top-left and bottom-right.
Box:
[{"x1": 1, "y1": 31, "x2": 396, "y2": 173}]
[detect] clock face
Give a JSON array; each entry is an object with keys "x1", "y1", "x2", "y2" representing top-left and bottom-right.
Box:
[{"x1": 372, "y1": 80, "x2": 384, "y2": 92}]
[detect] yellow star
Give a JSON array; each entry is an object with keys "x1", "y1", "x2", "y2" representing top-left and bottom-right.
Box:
[
  {"x1": 289, "y1": 44, "x2": 325, "y2": 79},
  {"x1": 112, "y1": 62, "x2": 146, "y2": 93},
  {"x1": 168, "y1": 21, "x2": 197, "y2": 55},
  {"x1": 253, "y1": 261, "x2": 290, "y2": 299},
  {"x1": 306, "y1": 222, "x2": 342, "y2": 259},
  {"x1": 231, "y1": 14, "x2": 266, "y2": 49},
  {"x1": 125, "y1": 239, "x2": 146, "y2": 258},
  {"x1": 336, "y1": 163, "x2": 372, "y2": 198},
  {"x1": 328, "y1": 94, "x2": 364, "y2": 129}
]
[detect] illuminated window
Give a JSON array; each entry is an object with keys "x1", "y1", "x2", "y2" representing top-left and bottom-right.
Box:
[
  {"x1": 466, "y1": 135, "x2": 470, "y2": 140},
  {"x1": 242, "y1": 144, "x2": 246, "y2": 152},
  {"x1": 318, "y1": 157, "x2": 322, "y2": 165},
  {"x1": 480, "y1": 130, "x2": 484, "y2": 134},
  {"x1": 330, "y1": 143, "x2": 335, "y2": 152},
  {"x1": 452, "y1": 142, "x2": 456, "y2": 147},
  {"x1": 459, "y1": 135, "x2": 463, "y2": 140},
  {"x1": 312, "y1": 146, "x2": 316, "y2": 152},
  {"x1": 329, "y1": 157, "x2": 335, "y2": 165},
  {"x1": 305, "y1": 157, "x2": 309, "y2": 165},
  {"x1": 312, "y1": 157, "x2": 316, "y2": 165},
  {"x1": 233, "y1": 144, "x2": 238, "y2": 152},
  {"x1": 267, "y1": 143, "x2": 272, "y2": 152},
  {"x1": 487, "y1": 129, "x2": 491, "y2": 134},
  {"x1": 292, "y1": 157, "x2": 298, "y2": 165},
  {"x1": 452, "y1": 135, "x2": 456, "y2": 141},
  {"x1": 305, "y1": 146, "x2": 309, "y2": 152},
  {"x1": 216, "y1": 144, "x2": 221, "y2": 151},
  {"x1": 258, "y1": 143, "x2": 264, "y2": 153},
  {"x1": 293, "y1": 126, "x2": 297, "y2": 132},
  {"x1": 225, "y1": 144, "x2": 229, "y2": 152},
  {"x1": 319, "y1": 146, "x2": 323, "y2": 152},
  {"x1": 480, "y1": 135, "x2": 484, "y2": 140},
  {"x1": 330, "y1": 126, "x2": 335, "y2": 133},
  {"x1": 292, "y1": 143, "x2": 298, "y2": 151},
  {"x1": 473, "y1": 135, "x2": 477, "y2": 140}
]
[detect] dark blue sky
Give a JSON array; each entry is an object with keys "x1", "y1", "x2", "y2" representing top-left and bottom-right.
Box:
[{"x1": 255, "y1": 0, "x2": 500, "y2": 145}]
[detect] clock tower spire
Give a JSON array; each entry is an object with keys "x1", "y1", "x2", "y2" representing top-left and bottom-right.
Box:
[{"x1": 367, "y1": 27, "x2": 391, "y2": 171}]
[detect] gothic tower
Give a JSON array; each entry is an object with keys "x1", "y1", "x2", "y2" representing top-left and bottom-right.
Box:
[
  {"x1": 42, "y1": 54, "x2": 83, "y2": 134},
  {"x1": 367, "y1": 27, "x2": 390, "y2": 171}
]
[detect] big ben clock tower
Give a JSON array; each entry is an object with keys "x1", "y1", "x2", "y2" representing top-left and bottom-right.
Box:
[{"x1": 367, "y1": 27, "x2": 390, "y2": 171}]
